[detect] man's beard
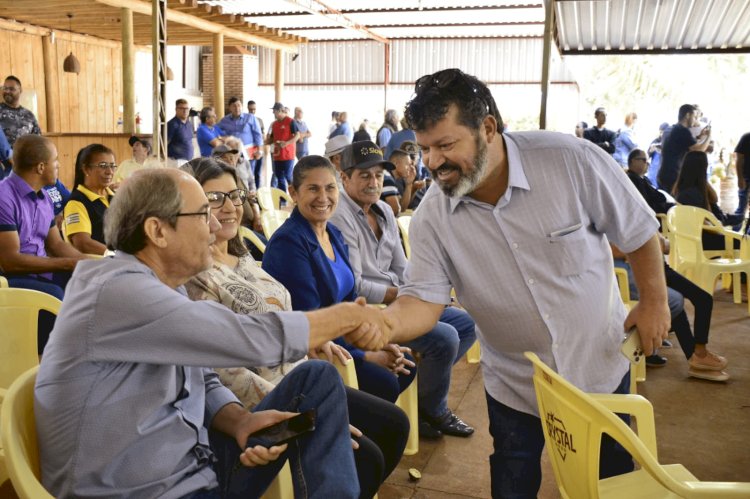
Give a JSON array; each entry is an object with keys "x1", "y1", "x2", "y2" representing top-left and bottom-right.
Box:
[{"x1": 431, "y1": 134, "x2": 488, "y2": 198}]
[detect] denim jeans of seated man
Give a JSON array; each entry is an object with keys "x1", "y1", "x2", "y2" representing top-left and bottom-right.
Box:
[
  {"x1": 207, "y1": 361, "x2": 359, "y2": 499},
  {"x1": 403, "y1": 306, "x2": 477, "y2": 418},
  {"x1": 613, "y1": 259, "x2": 684, "y2": 318}
]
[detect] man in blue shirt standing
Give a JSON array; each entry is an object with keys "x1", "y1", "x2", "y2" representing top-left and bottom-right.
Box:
[
  {"x1": 167, "y1": 98, "x2": 194, "y2": 162},
  {"x1": 219, "y1": 97, "x2": 263, "y2": 163},
  {"x1": 293, "y1": 106, "x2": 311, "y2": 160}
]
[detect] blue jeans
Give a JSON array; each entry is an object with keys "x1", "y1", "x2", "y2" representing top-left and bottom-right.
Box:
[
  {"x1": 735, "y1": 184, "x2": 749, "y2": 219},
  {"x1": 272, "y1": 160, "x2": 294, "y2": 193},
  {"x1": 486, "y1": 371, "x2": 633, "y2": 499},
  {"x1": 404, "y1": 306, "x2": 476, "y2": 418},
  {"x1": 251, "y1": 159, "x2": 263, "y2": 190},
  {"x1": 209, "y1": 361, "x2": 359, "y2": 499}
]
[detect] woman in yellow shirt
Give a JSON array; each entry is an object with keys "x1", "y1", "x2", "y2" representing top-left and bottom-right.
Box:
[{"x1": 63, "y1": 144, "x2": 116, "y2": 254}]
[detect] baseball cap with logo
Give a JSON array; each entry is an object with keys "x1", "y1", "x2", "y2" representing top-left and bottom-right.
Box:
[
  {"x1": 395, "y1": 140, "x2": 418, "y2": 156},
  {"x1": 324, "y1": 135, "x2": 351, "y2": 158},
  {"x1": 271, "y1": 102, "x2": 285, "y2": 112},
  {"x1": 342, "y1": 141, "x2": 395, "y2": 172}
]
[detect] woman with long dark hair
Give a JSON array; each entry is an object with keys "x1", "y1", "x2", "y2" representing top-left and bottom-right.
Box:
[{"x1": 673, "y1": 151, "x2": 744, "y2": 250}]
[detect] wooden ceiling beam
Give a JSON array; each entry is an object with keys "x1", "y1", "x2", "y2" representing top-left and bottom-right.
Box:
[{"x1": 93, "y1": 0, "x2": 300, "y2": 51}]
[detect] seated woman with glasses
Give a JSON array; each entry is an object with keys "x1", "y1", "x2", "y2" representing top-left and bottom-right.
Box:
[
  {"x1": 63, "y1": 144, "x2": 117, "y2": 254},
  {"x1": 182, "y1": 157, "x2": 409, "y2": 498}
]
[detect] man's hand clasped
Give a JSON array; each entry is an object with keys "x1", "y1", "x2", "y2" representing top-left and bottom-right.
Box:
[{"x1": 342, "y1": 297, "x2": 393, "y2": 351}]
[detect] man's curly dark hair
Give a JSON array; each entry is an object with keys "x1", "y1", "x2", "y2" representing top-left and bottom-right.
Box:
[{"x1": 404, "y1": 68, "x2": 503, "y2": 133}]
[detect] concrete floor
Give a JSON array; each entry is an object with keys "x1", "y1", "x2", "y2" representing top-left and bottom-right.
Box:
[
  {"x1": 1, "y1": 289, "x2": 747, "y2": 499},
  {"x1": 379, "y1": 288, "x2": 750, "y2": 498}
]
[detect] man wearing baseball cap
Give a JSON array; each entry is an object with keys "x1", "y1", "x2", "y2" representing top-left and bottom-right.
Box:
[
  {"x1": 331, "y1": 140, "x2": 477, "y2": 440},
  {"x1": 265, "y1": 103, "x2": 300, "y2": 192}
]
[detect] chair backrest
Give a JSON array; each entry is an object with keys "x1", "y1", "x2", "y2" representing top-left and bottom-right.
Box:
[
  {"x1": 0, "y1": 289, "x2": 61, "y2": 390},
  {"x1": 239, "y1": 226, "x2": 266, "y2": 254},
  {"x1": 0, "y1": 366, "x2": 54, "y2": 499},
  {"x1": 524, "y1": 352, "x2": 690, "y2": 499},
  {"x1": 0, "y1": 276, "x2": 9, "y2": 288},
  {"x1": 257, "y1": 187, "x2": 293, "y2": 212},
  {"x1": 666, "y1": 205, "x2": 723, "y2": 267},
  {"x1": 397, "y1": 215, "x2": 411, "y2": 259},
  {"x1": 261, "y1": 210, "x2": 291, "y2": 239}
]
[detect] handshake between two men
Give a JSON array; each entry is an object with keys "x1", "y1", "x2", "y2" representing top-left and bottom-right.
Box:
[{"x1": 305, "y1": 297, "x2": 397, "y2": 353}]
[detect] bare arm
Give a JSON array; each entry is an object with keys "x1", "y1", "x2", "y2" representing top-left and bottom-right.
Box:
[
  {"x1": 69, "y1": 232, "x2": 107, "y2": 255},
  {"x1": 384, "y1": 295, "x2": 445, "y2": 344},
  {"x1": 0, "y1": 230, "x2": 82, "y2": 274},
  {"x1": 46, "y1": 226, "x2": 87, "y2": 259},
  {"x1": 737, "y1": 153, "x2": 746, "y2": 189},
  {"x1": 622, "y1": 234, "x2": 671, "y2": 355},
  {"x1": 688, "y1": 128, "x2": 711, "y2": 152}
]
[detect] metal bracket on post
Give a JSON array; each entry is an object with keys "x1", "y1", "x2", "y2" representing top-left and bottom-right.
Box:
[{"x1": 152, "y1": 0, "x2": 168, "y2": 160}]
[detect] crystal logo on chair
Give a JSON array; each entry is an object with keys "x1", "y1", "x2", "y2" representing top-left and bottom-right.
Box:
[{"x1": 545, "y1": 412, "x2": 578, "y2": 461}]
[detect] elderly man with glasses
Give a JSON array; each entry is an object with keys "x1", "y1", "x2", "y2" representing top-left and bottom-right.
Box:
[
  {"x1": 379, "y1": 68, "x2": 671, "y2": 498},
  {"x1": 34, "y1": 167, "x2": 393, "y2": 499}
]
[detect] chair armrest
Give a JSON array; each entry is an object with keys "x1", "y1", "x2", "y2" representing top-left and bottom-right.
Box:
[
  {"x1": 682, "y1": 481, "x2": 750, "y2": 497},
  {"x1": 590, "y1": 393, "x2": 658, "y2": 457}
]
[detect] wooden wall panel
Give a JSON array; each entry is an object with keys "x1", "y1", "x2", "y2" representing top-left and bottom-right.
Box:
[
  {"x1": 0, "y1": 28, "x2": 123, "y2": 135},
  {"x1": 47, "y1": 134, "x2": 142, "y2": 188}
]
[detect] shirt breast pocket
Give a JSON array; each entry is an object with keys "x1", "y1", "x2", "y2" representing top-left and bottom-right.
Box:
[{"x1": 547, "y1": 224, "x2": 587, "y2": 277}]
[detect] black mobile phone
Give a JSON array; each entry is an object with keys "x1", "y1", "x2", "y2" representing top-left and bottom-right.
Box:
[{"x1": 246, "y1": 409, "x2": 316, "y2": 448}]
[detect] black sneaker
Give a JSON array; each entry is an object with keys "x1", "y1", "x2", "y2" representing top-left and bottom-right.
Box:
[
  {"x1": 661, "y1": 339, "x2": 673, "y2": 348},
  {"x1": 424, "y1": 411, "x2": 474, "y2": 437},
  {"x1": 418, "y1": 418, "x2": 443, "y2": 439},
  {"x1": 645, "y1": 354, "x2": 667, "y2": 367}
]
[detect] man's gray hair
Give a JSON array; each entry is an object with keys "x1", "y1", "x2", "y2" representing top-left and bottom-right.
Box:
[{"x1": 104, "y1": 169, "x2": 183, "y2": 254}]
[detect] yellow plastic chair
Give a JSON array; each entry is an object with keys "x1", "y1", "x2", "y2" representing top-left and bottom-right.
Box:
[
  {"x1": 466, "y1": 341, "x2": 481, "y2": 364},
  {"x1": 667, "y1": 205, "x2": 750, "y2": 313},
  {"x1": 395, "y1": 375, "x2": 419, "y2": 456},
  {"x1": 260, "y1": 461, "x2": 293, "y2": 499},
  {"x1": 0, "y1": 276, "x2": 8, "y2": 288},
  {"x1": 239, "y1": 226, "x2": 266, "y2": 255},
  {"x1": 0, "y1": 289, "x2": 61, "y2": 392},
  {"x1": 525, "y1": 351, "x2": 750, "y2": 498},
  {"x1": 613, "y1": 267, "x2": 645, "y2": 393},
  {"x1": 261, "y1": 210, "x2": 291, "y2": 240},
  {"x1": 0, "y1": 366, "x2": 54, "y2": 498},
  {"x1": 333, "y1": 356, "x2": 418, "y2": 456},
  {"x1": 396, "y1": 215, "x2": 411, "y2": 259},
  {"x1": 257, "y1": 187, "x2": 293, "y2": 212}
]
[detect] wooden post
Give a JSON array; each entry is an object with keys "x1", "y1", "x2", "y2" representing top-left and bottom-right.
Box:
[
  {"x1": 41, "y1": 34, "x2": 58, "y2": 133},
  {"x1": 122, "y1": 7, "x2": 136, "y2": 134},
  {"x1": 274, "y1": 49, "x2": 284, "y2": 103},
  {"x1": 213, "y1": 32, "x2": 224, "y2": 119},
  {"x1": 539, "y1": 0, "x2": 554, "y2": 130}
]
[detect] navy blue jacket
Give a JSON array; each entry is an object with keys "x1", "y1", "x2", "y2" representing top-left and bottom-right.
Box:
[{"x1": 262, "y1": 208, "x2": 364, "y2": 359}]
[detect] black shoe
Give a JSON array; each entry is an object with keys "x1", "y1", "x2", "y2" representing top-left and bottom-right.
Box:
[
  {"x1": 645, "y1": 354, "x2": 667, "y2": 367},
  {"x1": 424, "y1": 411, "x2": 474, "y2": 437},
  {"x1": 418, "y1": 418, "x2": 443, "y2": 439},
  {"x1": 661, "y1": 339, "x2": 673, "y2": 348}
]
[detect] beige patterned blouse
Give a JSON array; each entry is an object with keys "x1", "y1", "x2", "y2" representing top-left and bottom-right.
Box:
[{"x1": 186, "y1": 254, "x2": 306, "y2": 409}]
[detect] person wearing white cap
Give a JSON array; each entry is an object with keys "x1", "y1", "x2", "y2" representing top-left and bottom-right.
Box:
[{"x1": 324, "y1": 134, "x2": 351, "y2": 186}]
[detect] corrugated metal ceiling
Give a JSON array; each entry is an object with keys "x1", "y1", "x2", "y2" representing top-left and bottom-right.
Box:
[
  {"x1": 201, "y1": 0, "x2": 750, "y2": 54},
  {"x1": 555, "y1": 0, "x2": 750, "y2": 54},
  {"x1": 201, "y1": 1, "x2": 545, "y2": 40}
]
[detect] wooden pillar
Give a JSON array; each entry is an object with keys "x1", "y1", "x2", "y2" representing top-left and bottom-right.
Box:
[
  {"x1": 41, "y1": 34, "x2": 58, "y2": 133},
  {"x1": 213, "y1": 33, "x2": 224, "y2": 119},
  {"x1": 539, "y1": 0, "x2": 554, "y2": 130},
  {"x1": 274, "y1": 50, "x2": 284, "y2": 103},
  {"x1": 122, "y1": 7, "x2": 136, "y2": 134}
]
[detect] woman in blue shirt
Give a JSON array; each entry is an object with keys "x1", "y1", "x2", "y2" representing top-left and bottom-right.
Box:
[{"x1": 263, "y1": 155, "x2": 416, "y2": 403}]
